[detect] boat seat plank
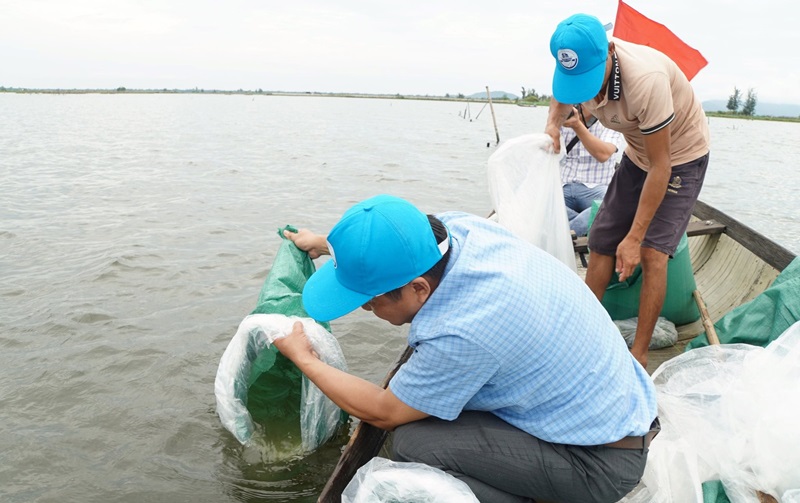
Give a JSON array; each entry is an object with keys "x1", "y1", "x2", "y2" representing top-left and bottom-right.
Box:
[{"x1": 573, "y1": 220, "x2": 726, "y2": 254}]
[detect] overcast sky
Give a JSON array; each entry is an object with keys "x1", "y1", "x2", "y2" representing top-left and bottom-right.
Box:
[{"x1": 2, "y1": 0, "x2": 798, "y2": 105}]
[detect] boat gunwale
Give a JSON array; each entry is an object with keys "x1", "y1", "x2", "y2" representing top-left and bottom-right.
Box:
[{"x1": 692, "y1": 200, "x2": 795, "y2": 271}]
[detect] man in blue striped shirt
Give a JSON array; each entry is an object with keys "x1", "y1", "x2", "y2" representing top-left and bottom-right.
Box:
[{"x1": 276, "y1": 194, "x2": 658, "y2": 503}]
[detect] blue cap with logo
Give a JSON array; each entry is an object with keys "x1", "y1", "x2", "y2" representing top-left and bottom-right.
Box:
[
  {"x1": 302, "y1": 194, "x2": 449, "y2": 322},
  {"x1": 550, "y1": 13, "x2": 609, "y2": 104}
]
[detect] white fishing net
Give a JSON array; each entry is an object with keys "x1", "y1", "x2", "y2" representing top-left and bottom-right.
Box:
[{"x1": 621, "y1": 320, "x2": 800, "y2": 503}]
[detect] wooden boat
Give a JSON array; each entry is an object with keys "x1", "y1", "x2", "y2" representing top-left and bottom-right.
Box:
[{"x1": 317, "y1": 199, "x2": 797, "y2": 502}]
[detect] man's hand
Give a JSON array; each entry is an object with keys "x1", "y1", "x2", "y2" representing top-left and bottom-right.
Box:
[
  {"x1": 630, "y1": 346, "x2": 648, "y2": 369},
  {"x1": 272, "y1": 321, "x2": 319, "y2": 365},
  {"x1": 272, "y1": 322, "x2": 429, "y2": 431},
  {"x1": 283, "y1": 228, "x2": 329, "y2": 259},
  {"x1": 544, "y1": 123, "x2": 562, "y2": 153},
  {"x1": 545, "y1": 98, "x2": 574, "y2": 153},
  {"x1": 562, "y1": 106, "x2": 584, "y2": 130},
  {"x1": 616, "y1": 235, "x2": 642, "y2": 282}
]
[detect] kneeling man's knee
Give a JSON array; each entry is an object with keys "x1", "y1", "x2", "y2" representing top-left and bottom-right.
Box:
[{"x1": 390, "y1": 421, "x2": 438, "y2": 465}]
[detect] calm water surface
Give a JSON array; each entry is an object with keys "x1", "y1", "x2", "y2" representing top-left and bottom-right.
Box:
[{"x1": 1, "y1": 94, "x2": 798, "y2": 502}]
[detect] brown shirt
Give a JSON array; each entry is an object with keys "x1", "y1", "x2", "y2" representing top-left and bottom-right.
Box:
[{"x1": 583, "y1": 38, "x2": 710, "y2": 171}]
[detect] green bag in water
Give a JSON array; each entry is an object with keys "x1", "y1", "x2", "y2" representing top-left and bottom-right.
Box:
[
  {"x1": 214, "y1": 226, "x2": 348, "y2": 456},
  {"x1": 250, "y1": 226, "x2": 332, "y2": 325}
]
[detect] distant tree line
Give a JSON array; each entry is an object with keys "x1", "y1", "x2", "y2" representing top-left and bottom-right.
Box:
[
  {"x1": 726, "y1": 87, "x2": 758, "y2": 116},
  {"x1": 444, "y1": 92, "x2": 516, "y2": 101},
  {"x1": 519, "y1": 87, "x2": 551, "y2": 105}
]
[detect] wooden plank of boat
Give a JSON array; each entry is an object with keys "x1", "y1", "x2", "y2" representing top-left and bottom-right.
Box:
[
  {"x1": 318, "y1": 346, "x2": 414, "y2": 503},
  {"x1": 317, "y1": 199, "x2": 797, "y2": 502},
  {"x1": 572, "y1": 218, "x2": 727, "y2": 255}
]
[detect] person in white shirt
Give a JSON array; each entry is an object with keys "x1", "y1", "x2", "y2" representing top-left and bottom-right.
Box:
[{"x1": 560, "y1": 104, "x2": 626, "y2": 237}]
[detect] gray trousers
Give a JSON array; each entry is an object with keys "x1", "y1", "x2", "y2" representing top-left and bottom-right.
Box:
[{"x1": 391, "y1": 411, "x2": 647, "y2": 503}]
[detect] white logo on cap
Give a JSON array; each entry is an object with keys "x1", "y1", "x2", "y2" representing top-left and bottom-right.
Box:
[
  {"x1": 327, "y1": 239, "x2": 337, "y2": 268},
  {"x1": 559, "y1": 49, "x2": 579, "y2": 70}
]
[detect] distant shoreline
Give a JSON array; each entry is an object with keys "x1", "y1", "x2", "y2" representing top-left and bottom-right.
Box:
[
  {"x1": 0, "y1": 86, "x2": 524, "y2": 101},
  {"x1": 3, "y1": 87, "x2": 797, "y2": 122},
  {"x1": 0, "y1": 86, "x2": 548, "y2": 106},
  {"x1": 705, "y1": 111, "x2": 800, "y2": 123}
]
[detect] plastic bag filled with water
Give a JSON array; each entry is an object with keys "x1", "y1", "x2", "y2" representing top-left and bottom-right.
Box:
[
  {"x1": 614, "y1": 316, "x2": 678, "y2": 350},
  {"x1": 214, "y1": 226, "x2": 348, "y2": 459},
  {"x1": 215, "y1": 314, "x2": 347, "y2": 456}
]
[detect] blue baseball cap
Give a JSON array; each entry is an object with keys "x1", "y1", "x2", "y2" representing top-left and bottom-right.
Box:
[
  {"x1": 302, "y1": 195, "x2": 449, "y2": 322},
  {"x1": 550, "y1": 14, "x2": 609, "y2": 104}
]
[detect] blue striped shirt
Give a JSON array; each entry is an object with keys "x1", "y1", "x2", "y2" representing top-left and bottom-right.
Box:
[
  {"x1": 389, "y1": 212, "x2": 656, "y2": 445},
  {"x1": 560, "y1": 122, "x2": 626, "y2": 187}
]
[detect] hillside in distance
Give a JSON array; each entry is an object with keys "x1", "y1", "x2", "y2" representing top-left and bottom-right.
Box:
[{"x1": 467, "y1": 90, "x2": 519, "y2": 100}]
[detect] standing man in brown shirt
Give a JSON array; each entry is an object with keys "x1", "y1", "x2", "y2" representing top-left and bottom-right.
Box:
[{"x1": 544, "y1": 13, "x2": 710, "y2": 368}]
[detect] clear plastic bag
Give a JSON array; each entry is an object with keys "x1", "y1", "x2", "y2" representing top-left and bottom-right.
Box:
[
  {"x1": 784, "y1": 489, "x2": 800, "y2": 502},
  {"x1": 214, "y1": 314, "x2": 347, "y2": 453},
  {"x1": 614, "y1": 316, "x2": 678, "y2": 349},
  {"x1": 487, "y1": 133, "x2": 577, "y2": 273},
  {"x1": 620, "y1": 320, "x2": 800, "y2": 503},
  {"x1": 215, "y1": 227, "x2": 348, "y2": 458},
  {"x1": 342, "y1": 457, "x2": 479, "y2": 503}
]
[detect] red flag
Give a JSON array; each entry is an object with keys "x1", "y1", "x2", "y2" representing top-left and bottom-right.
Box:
[{"x1": 613, "y1": 1, "x2": 707, "y2": 80}]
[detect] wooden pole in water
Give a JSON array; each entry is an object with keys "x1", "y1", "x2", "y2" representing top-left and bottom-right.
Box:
[
  {"x1": 486, "y1": 86, "x2": 500, "y2": 144},
  {"x1": 475, "y1": 102, "x2": 488, "y2": 120}
]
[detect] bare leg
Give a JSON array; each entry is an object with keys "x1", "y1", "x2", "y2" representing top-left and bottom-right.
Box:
[
  {"x1": 631, "y1": 247, "x2": 669, "y2": 368},
  {"x1": 585, "y1": 251, "x2": 616, "y2": 302}
]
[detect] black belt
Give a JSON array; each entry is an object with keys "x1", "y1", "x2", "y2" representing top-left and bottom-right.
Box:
[{"x1": 603, "y1": 418, "x2": 661, "y2": 450}]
